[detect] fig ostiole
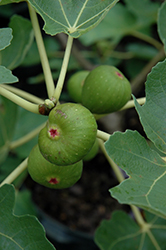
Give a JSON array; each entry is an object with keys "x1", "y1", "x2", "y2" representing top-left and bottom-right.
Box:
[
  {"x1": 81, "y1": 65, "x2": 131, "y2": 114},
  {"x1": 27, "y1": 144, "x2": 83, "y2": 189},
  {"x1": 67, "y1": 70, "x2": 90, "y2": 103},
  {"x1": 38, "y1": 102, "x2": 97, "y2": 166}
]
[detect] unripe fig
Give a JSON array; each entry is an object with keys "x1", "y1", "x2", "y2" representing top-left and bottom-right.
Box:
[
  {"x1": 67, "y1": 71, "x2": 89, "y2": 103},
  {"x1": 38, "y1": 102, "x2": 97, "y2": 166},
  {"x1": 82, "y1": 65, "x2": 131, "y2": 114},
  {"x1": 83, "y1": 138, "x2": 99, "y2": 161},
  {"x1": 28, "y1": 144, "x2": 83, "y2": 189}
]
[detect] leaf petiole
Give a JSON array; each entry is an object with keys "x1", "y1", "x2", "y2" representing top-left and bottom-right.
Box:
[
  {"x1": 130, "y1": 30, "x2": 163, "y2": 50},
  {"x1": 0, "y1": 86, "x2": 39, "y2": 114},
  {"x1": 1, "y1": 84, "x2": 44, "y2": 104},
  {"x1": 28, "y1": 3, "x2": 55, "y2": 99},
  {"x1": 10, "y1": 122, "x2": 46, "y2": 150},
  {"x1": 98, "y1": 139, "x2": 147, "y2": 228},
  {"x1": 53, "y1": 35, "x2": 73, "y2": 101},
  {"x1": 0, "y1": 158, "x2": 28, "y2": 187}
]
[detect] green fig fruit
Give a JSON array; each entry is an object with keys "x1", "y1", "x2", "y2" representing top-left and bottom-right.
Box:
[
  {"x1": 38, "y1": 102, "x2": 97, "y2": 166},
  {"x1": 67, "y1": 70, "x2": 89, "y2": 103},
  {"x1": 28, "y1": 144, "x2": 83, "y2": 189},
  {"x1": 83, "y1": 138, "x2": 99, "y2": 161},
  {"x1": 82, "y1": 65, "x2": 131, "y2": 114}
]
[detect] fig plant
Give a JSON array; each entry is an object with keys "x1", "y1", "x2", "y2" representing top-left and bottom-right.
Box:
[{"x1": 0, "y1": 0, "x2": 166, "y2": 250}]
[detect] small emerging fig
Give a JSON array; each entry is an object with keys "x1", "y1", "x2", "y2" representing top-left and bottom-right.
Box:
[
  {"x1": 83, "y1": 138, "x2": 99, "y2": 161},
  {"x1": 82, "y1": 65, "x2": 131, "y2": 114},
  {"x1": 38, "y1": 102, "x2": 97, "y2": 166},
  {"x1": 28, "y1": 144, "x2": 83, "y2": 189},
  {"x1": 67, "y1": 70, "x2": 89, "y2": 103}
]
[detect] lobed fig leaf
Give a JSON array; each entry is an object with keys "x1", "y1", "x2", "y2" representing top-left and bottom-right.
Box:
[
  {"x1": 67, "y1": 70, "x2": 90, "y2": 103},
  {"x1": 38, "y1": 102, "x2": 97, "y2": 166},
  {"x1": 82, "y1": 65, "x2": 131, "y2": 114},
  {"x1": 28, "y1": 144, "x2": 83, "y2": 189}
]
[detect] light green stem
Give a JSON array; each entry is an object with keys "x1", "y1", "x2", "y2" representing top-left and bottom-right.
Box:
[
  {"x1": 10, "y1": 122, "x2": 46, "y2": 150},
  {"x1": 28, "y1": 3, "x2": 55, "y2": 99},
  {"x1": 130, "y1": 30, "x2": 163, "y2": 50},
  {"x1": 97, "y1": 129, "x2": 110, "y2": 141},
  {"x1": 98, "y1": 138, "x2": 124, "y2": 183},
  {"x1": 120, "y1": 97, "x2": 146, "y2": 111},
  {"x1": 0, "y1": 158, "x2": 28, "y2": 187},
  {"x1": 0, "y1": 86, "x2": 39, "y2": 114},
  {"x1": 98, "y1": 138, "x2": 146, "y2": 228},
  {"x1": 53, "y1": 35, "x2": 74, "y2": 101},
  {"x1": 1, "y1": 84, "x2": 44, "y2": 104},
  {"x1": 94, "y1": 97, "x2": 146, "y2": 120}
]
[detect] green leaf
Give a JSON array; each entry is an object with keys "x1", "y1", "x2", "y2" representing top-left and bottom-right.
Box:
[
  {"x1": 27, "y1": 0, "x2": 119, "y2": 38},
  {"x1": 12, "y1": 106, "x2": 47, "y2": 158},
  {"x1": 22, "y1": 37, "x2": 60, "y2": 66},
  {"x1": 79, "y1": 3, "x2": 137, "y2": 46},
  {"x1": 126, "y1": 43, "x2": 158, "y2": 60},
  {"x1": 0, "y1": 0, "x2": 24, "y2": 6},
  {"x1": 0, "y1": 96, "x2": 18, "y2": 164},
  {"x1": 0, "y1": 28, "x2": 12, "y2": 51},
  {"x1": 157, "y1": 1, "x2": 166, "y2": 52},
  {"x1": 0, "y1": 154, "x2": 23, "y2": 183},
  {"x1": 134, "y1": 59, "x2": 166, "y2": 154},
  {"x1": 95, "y1": 210, "x2": 166, "y2": 250},
  {"x1": 105, "y1": 130, "x2": 166, "y2": 219},
  {"x1": 0, "y1": 184, "x2": 55, "y2": 249},
  {"x1": 0, "y1": 66, "x2": 18, "y2": 83},
  {"x1": 124, "y1": 0, "x2": 159, "y2": 26},
  {"x1": 0, "y1": 15, "x2": 34, "y2": 70},
  {"x1": 14, "y1": 189, "x2": 37, "y2": 217},
  {"x1": 79, "y1": 1, "x2": 153, "y2": 46}
]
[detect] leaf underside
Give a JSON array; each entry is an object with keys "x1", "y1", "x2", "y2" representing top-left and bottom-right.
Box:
[{"x1": 27, "y1": 0, "x2": 119, "y2": 37}]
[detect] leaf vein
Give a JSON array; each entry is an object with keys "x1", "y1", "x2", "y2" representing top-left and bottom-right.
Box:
[
  {"x1": 145, "y1": 170, "x2": 166, "y2": 206},
  {"x1": 0, "y1": 232, "x2": 24, "y2": 249},
  {"x1": 32, "y1": 1, "x2": 69, "y2": 29}
]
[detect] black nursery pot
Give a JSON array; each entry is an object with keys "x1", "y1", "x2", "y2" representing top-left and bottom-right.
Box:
[
  {"x1": 37, "y1": 206, "x2": 99, "y2": 250},
  {"x1": 26, "y1": 153, "x2": 129, "y2": 250}
]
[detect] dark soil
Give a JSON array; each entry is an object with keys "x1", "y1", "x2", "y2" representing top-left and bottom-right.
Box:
[{"x1": 25, "y1": 151, "x2": 129, "y2": 236}]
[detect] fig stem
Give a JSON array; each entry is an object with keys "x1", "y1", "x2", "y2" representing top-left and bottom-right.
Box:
[
  {"x1": 94, "y1": 97, "x2": 146, "y2": 120},
  {"x1": 98, "y1": 139, "x2": 147, "y2": 229},
  {"x1": 120, "y1": 97, "x2": 146, "y2": 111},
  {"x1": 28, "y1": 3, "x2": 55, "y2": 98},
  {"x1": 1, "y1": 84, "x2": 44, "y2": 104},
  {"x1": 53, "y1": 35, "x2": 74, "y2": 101},
  {"x1": 97, "y1": 129, "x2": 110, "y2": 141},
  {"x1": 10, "y1": 122, "x2": 46, "y2": 150},
  {"x1": 0, "y1": 158, "x2": 28, "y2": 187},
  {"x1": 0, "y1": 86, "x2": 39, "y2": 114}
]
